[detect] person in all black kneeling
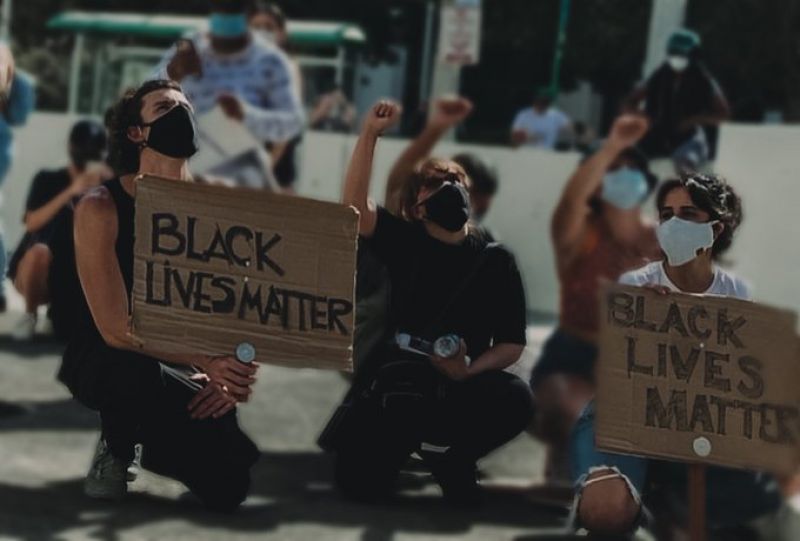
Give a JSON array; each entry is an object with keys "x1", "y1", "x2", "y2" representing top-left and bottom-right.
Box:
[
  {"x1": 60, "y1": 79, "x2": 259, "y2": 510},
  {"x1": 326, "y1": 100, "x2": 532, "y2": 507}
]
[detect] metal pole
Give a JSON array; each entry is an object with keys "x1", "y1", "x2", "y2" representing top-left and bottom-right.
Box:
[
  {"x1": 419, "y1": 0, "x2": 436, "y2": 103},
  {"x1": 68, "y1": 33, "x2": 85, "y2": 113},
  {"x1": 549, "y1": 0, "x2": 571, "y2": 95},
  {"x1": 0, "y1": 0, "x2": 12, "y2": 42}
]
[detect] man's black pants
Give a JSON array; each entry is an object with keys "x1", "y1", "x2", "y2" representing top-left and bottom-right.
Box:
[
  {"x1": 334, "y1": 369, "x2": 533, "y2": 500},
  {"x1": 81, "y1": 348, "x2": 259, "y2": 512}
]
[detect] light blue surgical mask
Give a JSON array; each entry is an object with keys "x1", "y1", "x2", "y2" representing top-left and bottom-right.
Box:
[
  {"x1": 657, "y1": 217, "x2": 716, "y2": 267},
  {"x1": 601, "y1": 167, "x2": 648, "y2": 210},
  {"x1": 209, "y1": 13, "x2": 248, "y2": 38}
]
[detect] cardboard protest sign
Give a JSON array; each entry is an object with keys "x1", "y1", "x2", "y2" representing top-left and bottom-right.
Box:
[
  {"x1": 130, "y1": 175, "x2": 358, "y2": 371},
  {"x1": 596, "y1": 284, "x2": 800, "y2": 474}
]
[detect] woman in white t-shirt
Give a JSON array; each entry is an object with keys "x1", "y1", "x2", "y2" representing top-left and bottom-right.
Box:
[
  {"x1": 620, "y1": 174, "x2": 749, "y2": 299},
  {"x1": 571, "y1": 173, "x2": 790, "y2": 538}
]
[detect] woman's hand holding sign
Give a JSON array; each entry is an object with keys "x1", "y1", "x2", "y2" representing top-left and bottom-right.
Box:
[
  {"x1": 187, "y1": 374, "x2": 238, "y2": 420},
  {"x1": 201, "y1": 355, "x2": 258, "y2": 399}
]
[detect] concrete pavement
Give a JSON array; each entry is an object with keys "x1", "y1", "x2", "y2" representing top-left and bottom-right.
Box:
[{"x1": 0, "y1": 301, "x2": 583, "y2": 541}]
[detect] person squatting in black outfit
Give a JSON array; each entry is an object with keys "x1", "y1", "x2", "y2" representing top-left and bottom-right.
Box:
[
  {"x1": 8, "y1": 119, "x2": 112, "y2": 341},
  {"x1": 59, "y1": 79, "x2": 259, "y2": 510},
  {"x1": 324, "y1": 100, "x2": 533, "y2": 506}
]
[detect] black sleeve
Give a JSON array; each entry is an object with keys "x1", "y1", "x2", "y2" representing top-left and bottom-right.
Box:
[
  {"x1": 490, "y1": 248, "x2": 527, "y2": 346},
  {"x1": 365, "y1": 206, "x2": 415, "y2": 269},
  {"x1": 24, "y1": 171, "x2": 58, "y2": 213}
]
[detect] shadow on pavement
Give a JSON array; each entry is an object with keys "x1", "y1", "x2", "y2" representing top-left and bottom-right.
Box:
[
  {"x1": 0, "y1": 449, "x2": 570, "y2": 540},
  {"x1": 0, "y1": 478, "x2": 279, "y2": 540},
  {"x1": 0, "y1": 398, "x2": 97, "y2": 430},
  {"x1": 0, "y1": 334, "x2": 65, "y2": 358}
]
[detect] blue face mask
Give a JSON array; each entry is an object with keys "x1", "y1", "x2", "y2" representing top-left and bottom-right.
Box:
[
  {"x1": 209, "y1": 13, "x2": 248, "y2": 38},
  {"x1": 601, "y1": 167, "x2": 648, "y2": 210}
]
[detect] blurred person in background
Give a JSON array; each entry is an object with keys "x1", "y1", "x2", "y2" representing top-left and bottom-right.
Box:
[
  {"x1": 510, "y1": 87, "x2": 572, "y2": 150},
  {"x1": 529, "y1": 115, "x2": 660, "y2": 484},
  {"x1": 327, "y1": 100, "x2": 531, "y2": 507},
  {"x1": 154, "y1": 0, "x2": 304, "y2": 157},
  {"x1": 572, "y1": 173, "x2": 796, "y2": 539},
  {"x1": 7, "y1": 120, "x2": 111, "y2": 341},
  {"x1": 0, "y1": 43, "x2": 35, "y2": 313},
  {"x1": 309, "y1": 86, "x2": 357, "y2": 134},
  {"x1": 62, "y1": 80, "x2": 258, "y2": 507},
  {"x1": 571, "y1": 121, "x2": 597, "y2": 154},
  {"x1": 247, "y1": 0, "x2": 304, "y2": 192},
  {"x1": 625, "y1": 29, "x2": 730, "y2": 175}
]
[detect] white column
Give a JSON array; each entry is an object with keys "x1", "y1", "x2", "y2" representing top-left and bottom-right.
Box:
[
  {"x1": 427, "y1": 0, "x2": 462, "y2": 140},
  {"x1": 642, "y1": 0, "x2": 687, "y2": 77}
]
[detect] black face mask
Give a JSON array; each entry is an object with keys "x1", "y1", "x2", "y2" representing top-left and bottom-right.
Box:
[
  {"x1": 142, "y1": 104, "x2": 198, "y2": 159},
  {"x1": 423, "y1": 182, "x2": 471, "y2": 232}
]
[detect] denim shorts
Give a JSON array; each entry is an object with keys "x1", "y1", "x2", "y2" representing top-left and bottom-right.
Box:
[
  {"x1": 529, "y1": 328, "x2": 597, "y2": 388},
  {"x1": 570, "y1": 401, "x2": 783, "y2": 530}
]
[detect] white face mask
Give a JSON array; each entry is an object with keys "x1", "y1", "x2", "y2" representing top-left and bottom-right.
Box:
[
  {"x1": 656, "y1": 217, "x2": 716, "y2": 267},
  {"x1": 667, "y1": 55, "x2": 689, "y2": 72},
  {"x1": 254, "y1": 29, "x2": 277, "y2": 44}
]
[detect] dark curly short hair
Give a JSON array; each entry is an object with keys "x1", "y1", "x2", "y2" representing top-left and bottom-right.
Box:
[
  {"x1": 104, "y1": 79, "x2": 183, "y2": 176},
  {"x1": 656, "y1": 172, "x2": 743, "y2": 259}
]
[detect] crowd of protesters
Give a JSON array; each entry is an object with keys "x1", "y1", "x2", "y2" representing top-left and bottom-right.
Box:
[{"x1": 0, "y1": 6, "x2": 796, "y2": 538}]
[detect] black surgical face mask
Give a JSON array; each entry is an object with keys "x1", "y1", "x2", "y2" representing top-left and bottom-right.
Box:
[
  {"x1": 141, "y1": 104, "x2": 198, "y2": 159},
  {"x1": 423, "y1": 182, "x2": 471, "y2": 232}
]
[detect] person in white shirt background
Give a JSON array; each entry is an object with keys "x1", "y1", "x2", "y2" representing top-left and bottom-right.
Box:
[
  {"x1": 153, "y1": 0, "x2": 304, "y2": 152},
  {"x1": 510, "y1": 87, "x2": 572, "y2": 150},
  {"x1": 247, "y1": 1, "x2": 305, "y2": 191}
]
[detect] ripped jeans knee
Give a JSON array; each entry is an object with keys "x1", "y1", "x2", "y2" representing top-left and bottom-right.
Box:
[
  {"x1": 568, "y1": 401, "x2": 650, "y2": 535},
  {"x1": 570, "y1": 465, "x2": 648, "y2": 534}
]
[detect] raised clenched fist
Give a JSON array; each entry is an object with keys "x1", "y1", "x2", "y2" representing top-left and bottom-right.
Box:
[{"x1": 363, "y1": 100, "x2": 402, "y2": 136}]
